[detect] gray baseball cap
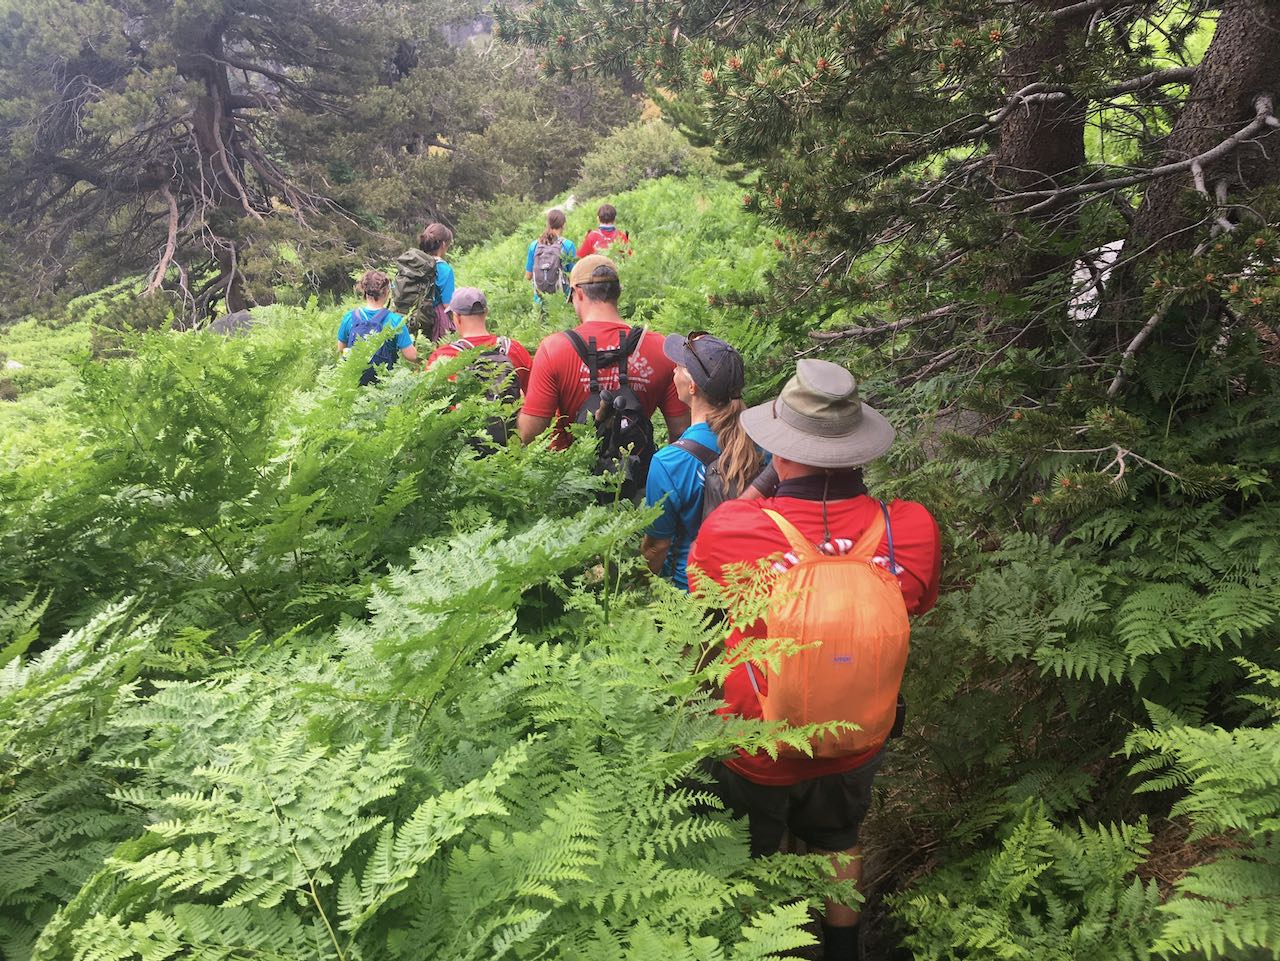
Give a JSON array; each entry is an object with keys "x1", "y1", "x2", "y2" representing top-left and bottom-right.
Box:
[
  {"x1": 448, "y1": 287, "x2": 488, "y2": 315},
  {"x1": 663, "y1": 332, "x2": 745, "y2": 404}
]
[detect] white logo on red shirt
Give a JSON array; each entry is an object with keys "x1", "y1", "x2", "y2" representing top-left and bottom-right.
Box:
[{"x1": 575, "y1": 353, "x2": 655, "y2": 391}]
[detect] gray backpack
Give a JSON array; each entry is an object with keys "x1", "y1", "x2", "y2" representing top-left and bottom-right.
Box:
[
  {"x1": 532, "y1": 241, "x2": 566, "y2": 294},
  {"x1": 673, "y1": 442, "x2": 779, "y2": 521},
  {"x1": 673, "y1": 439, "x2": 733, "y2": 522}
]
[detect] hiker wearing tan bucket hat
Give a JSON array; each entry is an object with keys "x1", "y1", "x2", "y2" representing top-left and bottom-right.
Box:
[{"x1": 688, "y1": 359, "x2": 942, "y2": 961}]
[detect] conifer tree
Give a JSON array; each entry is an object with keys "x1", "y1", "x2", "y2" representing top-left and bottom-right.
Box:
[
  {"x1": 0, "y1": 0, "x2": 484, "y2": 316},
  {"x1": 499, "y1": 0, "x2": 1280, "y2": 384}
]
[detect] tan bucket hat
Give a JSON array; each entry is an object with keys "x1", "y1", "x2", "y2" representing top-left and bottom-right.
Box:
[{"x1": 739, "y1": 359, "x2": 896, "y2": 468}]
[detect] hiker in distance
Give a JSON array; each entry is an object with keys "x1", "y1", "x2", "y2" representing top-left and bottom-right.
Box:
[
  {"x1": 335, "y1": 270, "x2": 419, "y2": 386},
  {"x1": 518, "y1": 255, "x2": 689, "y2": 500},
  {"x1": 577, "y1": 203, "x2": 631, "y2": 258},
  {"x1": 640, "y1": 332, "x2": 763, "y2": 589},
  {"x1": 688, "y1": 360, "x2": 942, "y2": 961},
  {"x1": 525, "y1": 208, "x2": 577, "y2": 303},
  {"x1": 393, "y1": 222, "x2": 457, "y2": 342},
  {"x1": 426, "y1": 287, "x2": 533, "y2": 395}
]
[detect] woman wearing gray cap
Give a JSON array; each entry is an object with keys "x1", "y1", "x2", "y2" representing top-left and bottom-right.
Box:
[{"x1": 640, "y1": 332, "x2": 763, "y2": 589}]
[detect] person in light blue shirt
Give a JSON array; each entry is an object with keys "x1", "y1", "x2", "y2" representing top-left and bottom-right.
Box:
[
  {"x1": 393, "y1": 223, "x2": 456, "y2": 341},
  {"x1": 641, "y1": 332, "x2": 762, "y2": 589},
  {"x1": 336, "y1": 270, "x2": 418, "y2": 385},
  {"x1": 524, "y1": 208, "x2": 577, "y2": 303}
]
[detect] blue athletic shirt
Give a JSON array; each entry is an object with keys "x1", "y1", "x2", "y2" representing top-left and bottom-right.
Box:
[
  {"x1": 645, "y1": 421, "x2": 720, "y2": 591},
  {"x1": 336, "y1": 307, "x2": 413, "y2": 352},
  {"x1": 434, "y1": 260, "x2": 456, "y2": 307}
]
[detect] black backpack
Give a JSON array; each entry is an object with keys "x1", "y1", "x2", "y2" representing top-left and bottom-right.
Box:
[
  {"x1": 565, "y1": 327, "x2": 655, "y2": 502},
  {"x1": 452, "y1": 336, "x2": 521, "y2": 452}
]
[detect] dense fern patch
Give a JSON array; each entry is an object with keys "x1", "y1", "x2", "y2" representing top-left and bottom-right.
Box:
[{"x1": 3, "y1": 174, "x2": 1279, "y2": 959}]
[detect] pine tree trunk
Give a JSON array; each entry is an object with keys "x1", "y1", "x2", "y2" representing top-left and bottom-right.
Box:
[
  {"x1": 1127, "y1": 0, "x2": 1280, "y2": 258},
  {"x1": 988, "y1": 1, "x2": 1089, "y2": 343},
  {"x1": 1104, "y1": 0, "x2": 1280, "y2": 337},
  {"x1": 184, "y1": 27, "x2": 257, "y2": 315}
]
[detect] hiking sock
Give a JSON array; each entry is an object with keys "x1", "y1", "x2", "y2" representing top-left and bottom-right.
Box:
[{"x1": 821, "y1": 922, "x2": 860, "y2": 961}]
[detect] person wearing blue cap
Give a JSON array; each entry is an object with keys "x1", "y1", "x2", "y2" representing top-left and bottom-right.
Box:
[{"x1": 640, "y1": 331, "x2": 763, "y2": 589}]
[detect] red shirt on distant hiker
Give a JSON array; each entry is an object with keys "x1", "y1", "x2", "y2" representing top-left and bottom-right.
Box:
[
  {"x1": 518, "y1": 255, "x2": 688, "y2": 450},
  {"x1": 426, "y1": 287, "x2": 532, "y2": 394},
  {"x1": 577, "y1": 203, "x2": 631, "y2": 259}
]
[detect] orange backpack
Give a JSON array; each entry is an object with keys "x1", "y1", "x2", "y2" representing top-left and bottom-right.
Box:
[{"x1": 746, "y1": 503, "x2": 910, "y2": 759}]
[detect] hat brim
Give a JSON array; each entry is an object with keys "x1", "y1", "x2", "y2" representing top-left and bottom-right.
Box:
[
  {"x1": 662, "y1": 333, "x2": 693, "y2": 368},
  {"x1": 739, "y1": 399, "x2": 896, "y2": 468}
]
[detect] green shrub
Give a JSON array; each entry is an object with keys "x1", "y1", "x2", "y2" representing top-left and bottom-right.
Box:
[{"x1": 576, "y1": 120, "x2": 719, "y2": 199}]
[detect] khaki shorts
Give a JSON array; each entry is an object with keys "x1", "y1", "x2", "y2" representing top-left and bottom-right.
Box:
[{"x1": 706, "y1": 752, "x2": 884, "y2": 857}]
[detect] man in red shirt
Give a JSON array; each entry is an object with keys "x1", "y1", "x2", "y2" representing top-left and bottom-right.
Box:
[
  {"x1": 426, "y1": 287, "x2": 533, "y2": 393},
  {"x1": 688, "y1": 359, "x2": 941, "y2": 961},
  {"x1": 577, "y1": 203, "x2": 631, "y2": 258},
  {"x1": 518, "y1": 255, "x2": 689, "y2": 450}
]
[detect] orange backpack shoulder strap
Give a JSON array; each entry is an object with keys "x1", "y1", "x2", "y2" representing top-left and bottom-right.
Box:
[
  {"x1": 850, "y1": 505, "x2": 887, "y2": 559},
  {"x1": 762, "y1": 509, "x2": 819, "y2": 561}
]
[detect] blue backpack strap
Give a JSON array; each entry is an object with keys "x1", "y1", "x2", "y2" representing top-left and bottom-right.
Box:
[
  {"x1": 348, "y1": 306, "x2": 391, "y2": 346},
  {"x1": 879, "y1": 499, "x2": 897, "y2": 573}
]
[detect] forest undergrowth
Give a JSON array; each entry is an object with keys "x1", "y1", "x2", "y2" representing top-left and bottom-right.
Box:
[{"x1": 3, "y1": 173, "x2": 1279, "y2": 960}]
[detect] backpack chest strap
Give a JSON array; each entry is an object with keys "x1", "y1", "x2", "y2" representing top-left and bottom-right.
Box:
[{"x1": 762, "y1": 504, "x2": 890, "y2": 563}]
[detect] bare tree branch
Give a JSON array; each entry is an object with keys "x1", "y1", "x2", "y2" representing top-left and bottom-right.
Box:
[
  {"x1": 998, "y1": 93, "x2": 1277, "y2": 213},
  {"x1": 145, "y1": 185, "x2": 180, "y2": 294},
  {"x1": 1107, "y1": 292, "x2": 1177, "y2": 396},
  {"x1": 807, "y1": 306, "x2": 957, "y2": 342},
  {"x1": 43, "y1": 155, "x2": 168, "y2": 192}
]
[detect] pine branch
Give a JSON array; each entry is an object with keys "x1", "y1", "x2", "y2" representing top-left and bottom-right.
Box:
[
  {"x1": 806, "y1": 306, "x2": 956, "y2": 342},
  {"x1": 997, "y1": 94, "x2": 1278, "y2": 213}
]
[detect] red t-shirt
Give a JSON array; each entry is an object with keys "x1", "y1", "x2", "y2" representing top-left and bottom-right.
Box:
[
  {"x1": 523, "y1": 320, "x2": 688, "y2": 449},
  {"x1": 426, "y1": 333, "x2": 533, "y2": 394},
  {"x1": 688, "y1": 488, "x2": 942, "y2": 786},
  {"x1": 579, "y1": 226, "x2": 631, "y2": 258}
]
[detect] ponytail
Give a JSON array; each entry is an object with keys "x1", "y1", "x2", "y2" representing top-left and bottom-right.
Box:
[
  {"x1": 417, "y1": 222, "x2": 453, "y2": 254},
  {"x1": 705, "y1": 399, "x2": 763, "y2": 496},
  {"x1": 539, "y1": 208, "x2": 567, "y2": 246}
]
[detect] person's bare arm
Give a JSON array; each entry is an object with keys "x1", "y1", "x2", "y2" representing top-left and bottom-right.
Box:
[
  {"x1": 663, "y1": 410, "x2": 691, "y2": 441},
  {"x1": 525, "y1": 270, "x2": 534, "y2": 281},
  {"x1": 739, "y1": 462, "x2": 779, "y2": 499},
  {"x1": 401, "y1": 345, "x2": 419, "y2": 363},
  {"x1": 336, "y1": 339, "x2": 347, "y2": 354},
  {"x1": 518, "y1": 412, "x2": 553, "y2": 444},
  {"x1": 640, "y1": 535, "x2": 672, "y2": 575}
]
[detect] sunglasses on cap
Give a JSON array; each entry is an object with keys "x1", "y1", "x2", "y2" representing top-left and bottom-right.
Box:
[{"x1": 682, "y1": 330, "x2": 713, "y2": 381}]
